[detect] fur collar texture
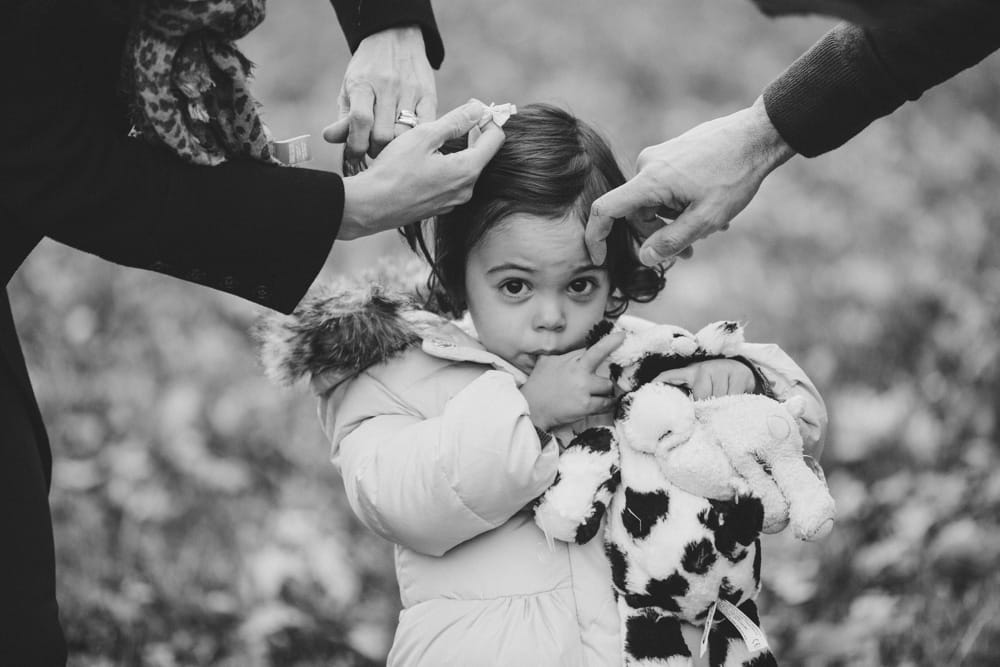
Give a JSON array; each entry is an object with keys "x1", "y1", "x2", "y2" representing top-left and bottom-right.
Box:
[
  {"x1": 256, "y1": 271, "x2": 523, "y2": 393},
  {"x1": 255, "y1": 275, "x2": 427, "y2": 388}
]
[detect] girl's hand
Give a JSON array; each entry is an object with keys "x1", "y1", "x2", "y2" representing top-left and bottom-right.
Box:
[
  {"x1": 520, "y1": 332, "x2": 625, "y2": 433},
  {"x1": 654, "y1": 359, "x2": 755, "y2": 400}
]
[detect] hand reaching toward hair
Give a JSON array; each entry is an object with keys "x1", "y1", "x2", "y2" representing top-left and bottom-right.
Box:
[
  {"x1": 520, "y1": 332, "x2": 625, "y2": 433},
  {"x1": 338, "y1": 100, "x2": 505, "y2": 240},
  {"x1": 585, "y1": 96, "x2": 795, "y2": 267}
]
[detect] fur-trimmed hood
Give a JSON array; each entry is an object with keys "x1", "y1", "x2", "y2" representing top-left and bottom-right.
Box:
[{"x1": 255, "y1": 271, "x2": 526, "y2": 395}]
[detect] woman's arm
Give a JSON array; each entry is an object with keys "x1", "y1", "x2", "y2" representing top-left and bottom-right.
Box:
[
  {"x1": 1, "y1": 5, "x2": 339, "y2": 314},
  {"x1": 2, "y1": 4, "x2": 499, "y2": 314},
  {"x1": 326, "y1": 370, "x2": 559, "y2": 557}
]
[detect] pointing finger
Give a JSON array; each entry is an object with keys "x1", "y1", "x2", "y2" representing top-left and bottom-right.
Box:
[
  {"x1": 587, "y1": 376, "x2": 616, "y2": 396},
  {"x1": 580, "y1": 331, "x2": 626, "y2": 373},
  {"x1": 585, "y1": 178, "x2": 656, "y2": 265},
  {"x1": 638, "y1": 206, "x2": 717, "y2": 266}
]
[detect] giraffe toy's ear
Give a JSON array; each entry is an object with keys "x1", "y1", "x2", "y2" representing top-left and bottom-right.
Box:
[
  {"x1": 618, "y1": 384, "x2": 695, "y2": 455},
  {"x1": 694, "y1": 320, "x2": 746, "y2": 356},
  {"x1": 783, "y1": 395, "x2": 807, "y2": 419}
]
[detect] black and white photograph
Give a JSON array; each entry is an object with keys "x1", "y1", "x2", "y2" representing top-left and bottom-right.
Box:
[{"x1": 3, "y1": 0, "x2": 999, "y2": 665}]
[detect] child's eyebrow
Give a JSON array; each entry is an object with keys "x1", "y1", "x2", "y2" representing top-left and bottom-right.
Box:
[
  {"x1": 485, "y1": 261, "x2": 604, "y2": 275},
  {"x1": 486, "y1": 262, "x2": 536, "y2": 275},
  {"x1": 572, "y1": 263, "x2": 603, "y2": 273}
]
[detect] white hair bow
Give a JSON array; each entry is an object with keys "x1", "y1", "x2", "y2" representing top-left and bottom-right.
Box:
[{"x1": 468, "y1": 102, "x2": 517, "y2": 147}]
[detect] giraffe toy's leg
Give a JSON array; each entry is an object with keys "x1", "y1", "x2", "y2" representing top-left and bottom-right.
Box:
[
  {"x1": 532, "y1": 426, "x2": 619, "y2": 544},
  {"x1": 619, "y1": 596, "x2": 694, "y2": 667}
]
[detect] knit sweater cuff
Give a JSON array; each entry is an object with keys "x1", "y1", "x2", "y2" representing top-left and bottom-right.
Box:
[{"x1": 762, "y1": 23, "x2": 908, "y2": 158}]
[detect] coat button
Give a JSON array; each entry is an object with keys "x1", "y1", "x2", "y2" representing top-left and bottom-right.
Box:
[
  {"x1": 255, "y1": 285, "x2": 269, "y2": 301},
  {"x1": 222, "y1": 276, "x2": 238, "y2": 290}
]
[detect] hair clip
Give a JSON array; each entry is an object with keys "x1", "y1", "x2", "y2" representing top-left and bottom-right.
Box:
[{"x1": 469, "y1": 102, "x2": 517, "y2": 147}]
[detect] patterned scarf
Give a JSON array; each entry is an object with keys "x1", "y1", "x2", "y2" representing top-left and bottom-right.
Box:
[{"x1": 123, "y1": 0, "x2": 276, "y2": 165}]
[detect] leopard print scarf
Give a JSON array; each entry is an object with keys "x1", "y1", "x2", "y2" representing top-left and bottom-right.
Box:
[{"x1": 123, "y1": 0, "x2": 276, "y2": 165}]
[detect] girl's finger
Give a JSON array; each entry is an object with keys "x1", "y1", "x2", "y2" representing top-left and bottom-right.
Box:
[
  {"x1": 579, "y1": 332, "x2": 626, "y2": 372},
  {"x1": 692, "y1": 373, "x2": 712, "y2": 400},
  {"x1": 587, "y1": 377, "x2": 615, "y2": 396},
  {"x1": 653, "y1": 367, "x2": 694, "y2": 388},
  {"x1": 587, "y1": 396, "x2": 617, "y2": 415}
]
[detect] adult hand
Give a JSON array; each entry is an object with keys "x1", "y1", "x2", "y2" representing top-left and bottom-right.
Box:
[
  {"x1": 585, "y1": 96, "x2": 795, "y2": 267},
  {"x1": 654, "y1": 359, "x2": 756, "y2": 400},
  {"x1": 520, "y1": 332, "x2": 625, "y2": 432},
  {"x1": 323, "y1": 25, "x2": 436, "y2": 170},
  {"x1": 338, "y1": 100, "x2": 504, "y2": 240}
]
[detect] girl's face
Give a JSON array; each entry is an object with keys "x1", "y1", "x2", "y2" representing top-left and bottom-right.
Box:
[{"x1": 464, "y1": 213, "x2": 611, "y2": 373}]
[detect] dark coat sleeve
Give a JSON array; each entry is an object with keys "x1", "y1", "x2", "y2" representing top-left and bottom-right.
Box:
[
  {"x1": 762, "y1": 0, "x2": 1000, "y2": 157},
  {"x1": 1, "y1": 2, "x2": 341, "y2": 315},
  {"x1": 329, "y1": 0, "x2": 445, "y2": 68}
]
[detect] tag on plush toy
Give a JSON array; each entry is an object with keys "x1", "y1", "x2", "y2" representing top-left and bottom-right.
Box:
[
  {"x1": 717, "y1": 600, "x2": 770, "y2": 653},
  {"x1": 699, "y1": 602, "x2": 717, "y2": 657},
  {"x1": 271, "y1": 135, "x2": 311, "y2": 165}
]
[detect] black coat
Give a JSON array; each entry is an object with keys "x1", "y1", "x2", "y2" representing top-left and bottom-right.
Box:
[
  {"x1": 0, "y1": 1, "x2": 440, "y2": 663},
  {"x1": 763, "y1": 0, "x2": 1000, "y2": 157}
]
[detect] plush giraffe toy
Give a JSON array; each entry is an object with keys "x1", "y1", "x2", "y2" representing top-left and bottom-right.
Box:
[{"x1": 533, "y1": 320, "x2": 835, "y2": 667}]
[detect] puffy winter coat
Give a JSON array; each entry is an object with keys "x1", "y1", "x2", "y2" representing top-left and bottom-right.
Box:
[{"x1": 303, "y1": 308, "x2": 827, "y2": 667}]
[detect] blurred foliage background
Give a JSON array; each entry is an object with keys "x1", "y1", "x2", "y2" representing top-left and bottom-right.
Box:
[{"x1": 9, "y1": 0, "x2": 1000, "y2": 664}]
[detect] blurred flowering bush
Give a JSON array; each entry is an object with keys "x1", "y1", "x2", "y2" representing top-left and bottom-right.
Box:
[{"x1": 8, "y1": 0, "x2": 999, "y2": 664}]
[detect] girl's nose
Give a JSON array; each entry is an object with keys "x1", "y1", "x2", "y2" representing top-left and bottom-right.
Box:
[{"x1": 533, "y1": 298, "x2": 566, "y2": 332}]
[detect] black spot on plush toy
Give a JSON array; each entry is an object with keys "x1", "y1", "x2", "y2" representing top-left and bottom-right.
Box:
[{"x1": 533, "y1": 319, "x2": 836, "y2": 667}]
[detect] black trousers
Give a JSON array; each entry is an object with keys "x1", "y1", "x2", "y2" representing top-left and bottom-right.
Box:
[{"x1": 0, "y1": 290, "x2": 67, "y2": 665}]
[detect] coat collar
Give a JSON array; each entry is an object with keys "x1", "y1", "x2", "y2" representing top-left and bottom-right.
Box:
[
  {"x1": 419, "y1": 314, "x2": 528, "y2": 385},
  {"x1": 309, "y1": 312, "x2": 527, "y2": 395}
]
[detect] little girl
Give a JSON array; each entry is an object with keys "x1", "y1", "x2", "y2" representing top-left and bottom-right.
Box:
[{"x1": 262, "y1": 104, "x2": 826, "y2": 666}]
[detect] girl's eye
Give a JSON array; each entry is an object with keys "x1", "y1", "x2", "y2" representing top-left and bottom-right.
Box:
[
  {"x1": 568, "y1": 278, "x2": 597, "y2": 296},
  {"x1": 499, "y1": 279, "x2": 528, "y2": 296}
]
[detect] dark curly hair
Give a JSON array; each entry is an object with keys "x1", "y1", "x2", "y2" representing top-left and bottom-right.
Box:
[{"x1": 402, "y1": 103, "x2": 665, "y2": 317}]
